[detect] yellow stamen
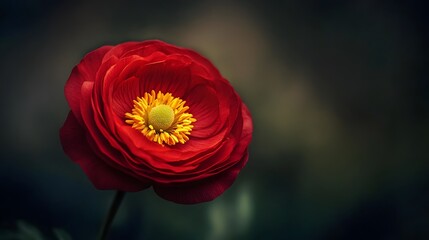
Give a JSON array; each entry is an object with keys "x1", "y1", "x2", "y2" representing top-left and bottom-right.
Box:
[{"x1": 125, "y1": 90, "x2": 196, "y2": 146}]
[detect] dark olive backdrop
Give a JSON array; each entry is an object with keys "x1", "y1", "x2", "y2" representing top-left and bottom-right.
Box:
[{"x1": 1, "y1": 0, "x2": 428, "y2": 239}]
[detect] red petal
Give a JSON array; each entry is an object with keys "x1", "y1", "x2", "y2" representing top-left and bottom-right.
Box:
[
  {"x1": 80, "y1": 82, "x2": 130, "y2": 170},
  {"x1": 102, "y1": 41, "x2": 142, "y2": 60},
  {"x1": 111, "y1": 76, "x2": 141, "y2": 118},
  {"x1": 59, "y1": 112, "x2": 149, "y2": 191},
  {"x1": 122, "y1": 40, "x2": 174, "y2": 58},
  {"x1": 64, "y1": 46, "x2": 112, "y2": 124},
  {"x1": 137, "y1": 56, "x2": 192, "y2": 97},
  {"x1": 180, "y1": 48, "x2": 223, "y2": 82},
  {"x1": 153, "y1": 151, "x2": 248, "y2": 204},
  {"x1": 184, "y1": 84, "x2": 221, "y2": 138}
]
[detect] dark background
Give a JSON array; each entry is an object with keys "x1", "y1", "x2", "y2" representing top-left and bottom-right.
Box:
[{"x1": 1, "y1": 0, "x2": 428, "y2": 239}]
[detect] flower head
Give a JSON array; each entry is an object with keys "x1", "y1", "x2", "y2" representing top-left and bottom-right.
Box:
[{"x1": 60, "y1": 40, "x2": 252, "y2": 204}]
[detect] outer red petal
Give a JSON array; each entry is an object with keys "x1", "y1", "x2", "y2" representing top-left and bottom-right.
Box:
[
  {"x1": 153, "y1": 152, "x2": 248, "y2": 204},
  {"x1": 60, "y1": 112, "x2": 150, "y2": 191},
  {"x1": 64, "y1": 46, "x2": 112, "y2": 124}
]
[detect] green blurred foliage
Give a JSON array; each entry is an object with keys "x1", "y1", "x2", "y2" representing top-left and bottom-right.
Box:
[{"x1": 0, "y1": 221, "x2": 72, "y2": 240}]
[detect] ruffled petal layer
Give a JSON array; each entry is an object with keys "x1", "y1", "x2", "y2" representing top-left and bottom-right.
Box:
[{"x1": 60, "y1": 112, "x2": 150, "y2": 191}]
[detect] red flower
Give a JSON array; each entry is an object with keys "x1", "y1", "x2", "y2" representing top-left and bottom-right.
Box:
[{"x1": 60, "y1": 40, "x2": 252, "y2": 204}]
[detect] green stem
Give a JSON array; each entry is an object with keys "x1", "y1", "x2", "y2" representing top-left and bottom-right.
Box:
[{"x1": 97, "y1": 191, "x2": 126, "y2": 240}]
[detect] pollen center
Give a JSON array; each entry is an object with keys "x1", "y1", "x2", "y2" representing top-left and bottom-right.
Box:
[
  {"x1": 148, "y1": 105, "x2": 174, "y2": 131},
  {"x1": 124, "y1": 90, "x2": 196, "y2": 146}
]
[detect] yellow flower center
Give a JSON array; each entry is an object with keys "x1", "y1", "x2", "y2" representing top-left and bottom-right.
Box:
[
  {"x1": 148, "y1": 105, "x2": 175, "y2": 131},
  {"x1": 125, "y1": 90, "x2": 196, "y2": 146}
]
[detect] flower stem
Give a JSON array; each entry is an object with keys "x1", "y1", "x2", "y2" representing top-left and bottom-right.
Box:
[{"x1": 97, "y1": 191, "x2": 126, "y2": 240}]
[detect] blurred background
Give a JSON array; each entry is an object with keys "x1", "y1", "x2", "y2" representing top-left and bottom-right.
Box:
[{"x1": 1, "y1": 0, "x2": 428, "y2": 239}]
